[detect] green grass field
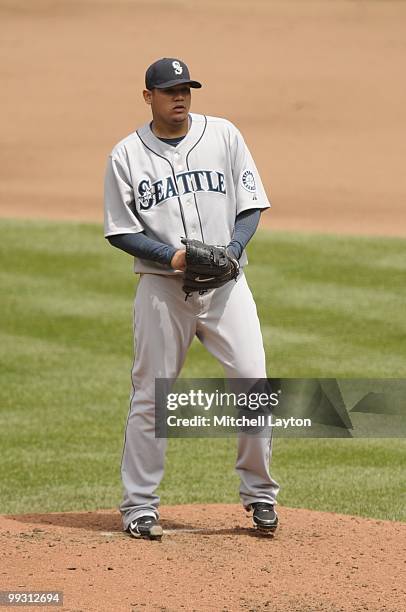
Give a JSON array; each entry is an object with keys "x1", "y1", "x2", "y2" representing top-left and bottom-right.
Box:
[{"x1": 0, "y1": 219, "x2": 405, "y2": 520}]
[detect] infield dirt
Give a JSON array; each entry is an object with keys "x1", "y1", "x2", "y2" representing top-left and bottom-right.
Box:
[
  {"x1": 2, "y1": 504, "x2": 405, "y2": 612},
  {"x1": 1, "y1": 0, "x2": 406, "y2": 236}
]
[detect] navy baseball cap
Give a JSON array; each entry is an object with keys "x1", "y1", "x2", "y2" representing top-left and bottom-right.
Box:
[{"x1": 145, "y1": 58, "x2": 202, "y2": 90}]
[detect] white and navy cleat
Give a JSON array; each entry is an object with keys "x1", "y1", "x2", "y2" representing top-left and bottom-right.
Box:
[
  {"x1": 127, "y1": 516, "x2": 163, "y2": 541},
  {"x1": 251, "y1": 502, "x2": 278, "y2": 534}
]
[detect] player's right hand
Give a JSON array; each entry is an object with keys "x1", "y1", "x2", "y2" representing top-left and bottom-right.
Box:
[{"x1": 171, "y1": 249, "x2": 186, "y2": 271}]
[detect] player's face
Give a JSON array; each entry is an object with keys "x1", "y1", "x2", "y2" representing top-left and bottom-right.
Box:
[{"x1": 146, "y1": 84, "x2": 191, "y2": 126}]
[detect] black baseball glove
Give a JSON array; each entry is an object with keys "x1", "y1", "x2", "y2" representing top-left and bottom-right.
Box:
[{"x1": 181, "y1": 238, "x2": 240, "y2": 296}]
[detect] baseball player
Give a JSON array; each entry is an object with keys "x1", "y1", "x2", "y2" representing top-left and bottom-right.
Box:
[{"x1": 104, "y1": 58, "x2": 280, "y2": 540}]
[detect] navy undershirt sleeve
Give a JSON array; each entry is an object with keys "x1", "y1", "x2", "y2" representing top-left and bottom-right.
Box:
[
  {"x1": 107, "y1": 233, "x2": 177, "y2": 267},
  {"x1": 107, "y1": 208, "x2": 261, "y2": 265},
  {"x1": 227, "y1": 208, "x2": 261, "y2": 260}
]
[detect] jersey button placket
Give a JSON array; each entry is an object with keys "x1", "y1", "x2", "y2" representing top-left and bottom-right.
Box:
[
  {"x1": 174, "y1": 151, "x2": 183, "y2": 172},
  {"x1": 175, "y1": 154, "x2": 193, "y2": 238}
]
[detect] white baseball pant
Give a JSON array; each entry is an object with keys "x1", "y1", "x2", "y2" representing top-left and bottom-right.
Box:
[{"x1": 120, "y1": 271, "x2": 279, "y2": 529}]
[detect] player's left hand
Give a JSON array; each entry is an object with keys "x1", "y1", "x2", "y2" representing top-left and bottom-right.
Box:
[{"x1": 181, "y1": 238, "x2": 239, "y2": 295}]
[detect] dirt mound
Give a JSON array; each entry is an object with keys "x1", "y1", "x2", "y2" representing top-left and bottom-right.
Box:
[{"x1": 1, "y1": 504, "x2": 404, "y2": 611}]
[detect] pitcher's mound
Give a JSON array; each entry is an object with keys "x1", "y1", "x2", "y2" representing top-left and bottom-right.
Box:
[{"x1": 1, "y1": 504, "x2": 404, "y2": 611}]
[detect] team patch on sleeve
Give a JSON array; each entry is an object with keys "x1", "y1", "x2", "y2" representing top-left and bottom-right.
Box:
[{"x1": 241, "y1": 169, "x2": 256, "y2": 193}]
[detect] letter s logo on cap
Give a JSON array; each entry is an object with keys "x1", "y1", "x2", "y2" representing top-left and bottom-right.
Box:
[{"x1": 172, "y1": 60, "x2": 183, "y2": 75}]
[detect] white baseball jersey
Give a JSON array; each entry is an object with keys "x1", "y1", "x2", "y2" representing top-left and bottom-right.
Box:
[{"x1": 104, "y1": 113, "x2": 271, "y2": 274}]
